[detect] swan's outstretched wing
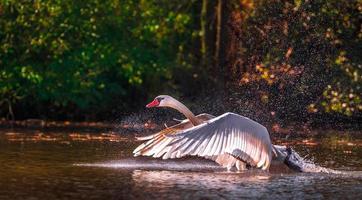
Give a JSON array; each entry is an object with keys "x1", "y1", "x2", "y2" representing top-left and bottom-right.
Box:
[
  {"x1": 133, "y1": 113, "x2": 214, "y2": 155},
  {"x1": 135, "y1": 112, "x2": 273, "y2": 170}
]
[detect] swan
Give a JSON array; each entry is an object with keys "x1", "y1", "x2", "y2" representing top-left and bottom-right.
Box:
[{"x1": 133, "y1": 95, "x2": 304, "y2": 171}]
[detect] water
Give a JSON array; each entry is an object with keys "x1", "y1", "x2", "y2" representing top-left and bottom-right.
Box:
[{"x1": 0, "y1": 129, "x2": 361, "y2": 199}]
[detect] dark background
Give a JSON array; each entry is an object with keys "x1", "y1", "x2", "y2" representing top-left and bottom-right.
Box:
[{"x1": 0, "y1": 0, "x2": 360, "y2": 128}]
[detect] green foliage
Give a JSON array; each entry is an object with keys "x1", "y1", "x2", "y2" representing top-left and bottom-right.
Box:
[
  {"x1": 0, "y1": 0, "x2": 360, "y2": 120},
  {"x1": 0, "y1": 0, "x2": 196, "y2": 119}
]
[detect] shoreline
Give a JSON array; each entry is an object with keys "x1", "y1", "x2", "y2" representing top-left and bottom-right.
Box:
[{"x1": 0, "y1": 119, "x2": 361, "y2": 139}]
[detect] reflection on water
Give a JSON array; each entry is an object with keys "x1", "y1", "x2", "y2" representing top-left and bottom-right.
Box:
[
  {"x1": 0, "y1": 129, "x2": 362, "y2": 199},
  {"x1": 132, "y1": 170, "x2": 362, "y2": 199},
  {"x1": 75, "y1": 158, "x2": 224, "y2": 171}
]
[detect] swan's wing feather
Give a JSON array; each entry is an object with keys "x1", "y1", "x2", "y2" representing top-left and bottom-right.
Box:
[
  {"x1": 133, "y1": 112, "x2": 272, "y2": 169},
  {"x1": 135, "y1": 113, "x2": 215, "y2": 141},
  {"x1": 196, "y1": 113, "x2": 216, "y2": 121},
  {"x1": 164, "y1": 112, "x2": 273, "y2": 169},
  {"x1": 133, "y1": 113, "x2": 214, "y2": 155},
  {"x1": 134, "y1": 120, "x2": 192, "y2": 141}
]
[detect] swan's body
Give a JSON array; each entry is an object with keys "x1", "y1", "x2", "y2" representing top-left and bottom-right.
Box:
[{"x1": 134, "y1": 95, "x2": 306, "y2": 172}]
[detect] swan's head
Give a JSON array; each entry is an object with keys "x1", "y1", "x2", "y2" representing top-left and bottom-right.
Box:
[{"x1": 146, "y1": 95, "x2": 175, "y2": 108}]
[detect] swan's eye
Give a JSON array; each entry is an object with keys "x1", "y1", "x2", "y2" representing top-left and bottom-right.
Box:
[{"x1": 156, "y1": 97, "x2": 164, "y2": 102}]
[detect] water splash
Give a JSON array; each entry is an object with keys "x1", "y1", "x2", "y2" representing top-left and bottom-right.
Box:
[{"x1": 275, "y1": 145, "x2": 345, "y2": 174}]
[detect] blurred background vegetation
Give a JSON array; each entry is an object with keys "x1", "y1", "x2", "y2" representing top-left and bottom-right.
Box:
[{"x1": 0, "y1": 0, "x2": 361, "y2": 126}]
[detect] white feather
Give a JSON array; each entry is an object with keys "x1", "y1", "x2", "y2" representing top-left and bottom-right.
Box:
[{"x1": 134, "y1": 112, "x2": 273, "y2": 170}]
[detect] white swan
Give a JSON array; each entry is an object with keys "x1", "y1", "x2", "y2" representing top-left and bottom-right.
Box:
[{"x1": 133, "y1": 95, "x2": 278, "y2": 171}]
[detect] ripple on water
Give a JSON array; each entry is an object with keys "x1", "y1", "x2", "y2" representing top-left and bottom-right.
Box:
[{"x1": 1, "y1": 131, "x2": 362, "y2": 199}]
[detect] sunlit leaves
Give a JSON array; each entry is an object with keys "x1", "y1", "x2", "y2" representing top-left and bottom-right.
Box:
[
  {"x1": 237, "y1": 0, "x2": 361, "y2": 117},
  {"x1": 322, "y1": 85, "x2": 361, "y2": 116}
]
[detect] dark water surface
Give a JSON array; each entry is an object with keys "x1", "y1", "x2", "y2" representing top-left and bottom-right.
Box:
[{"x1": 0, "y1": 129, "x2": 361, "y2": 199}]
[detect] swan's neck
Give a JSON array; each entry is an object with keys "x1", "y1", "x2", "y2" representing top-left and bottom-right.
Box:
[{"x1": 168, "y1": 99, "x2": 200, "y2": 126}]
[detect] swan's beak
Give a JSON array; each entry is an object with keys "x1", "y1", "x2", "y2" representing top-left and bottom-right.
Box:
[{"x1": 146, "y1": 99, "x2": 159, "y2": 108}]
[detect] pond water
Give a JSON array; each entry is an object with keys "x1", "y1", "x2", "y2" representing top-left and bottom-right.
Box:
[{"x1": 0, "y1": 129, "x2": 361, "y2": 199}]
